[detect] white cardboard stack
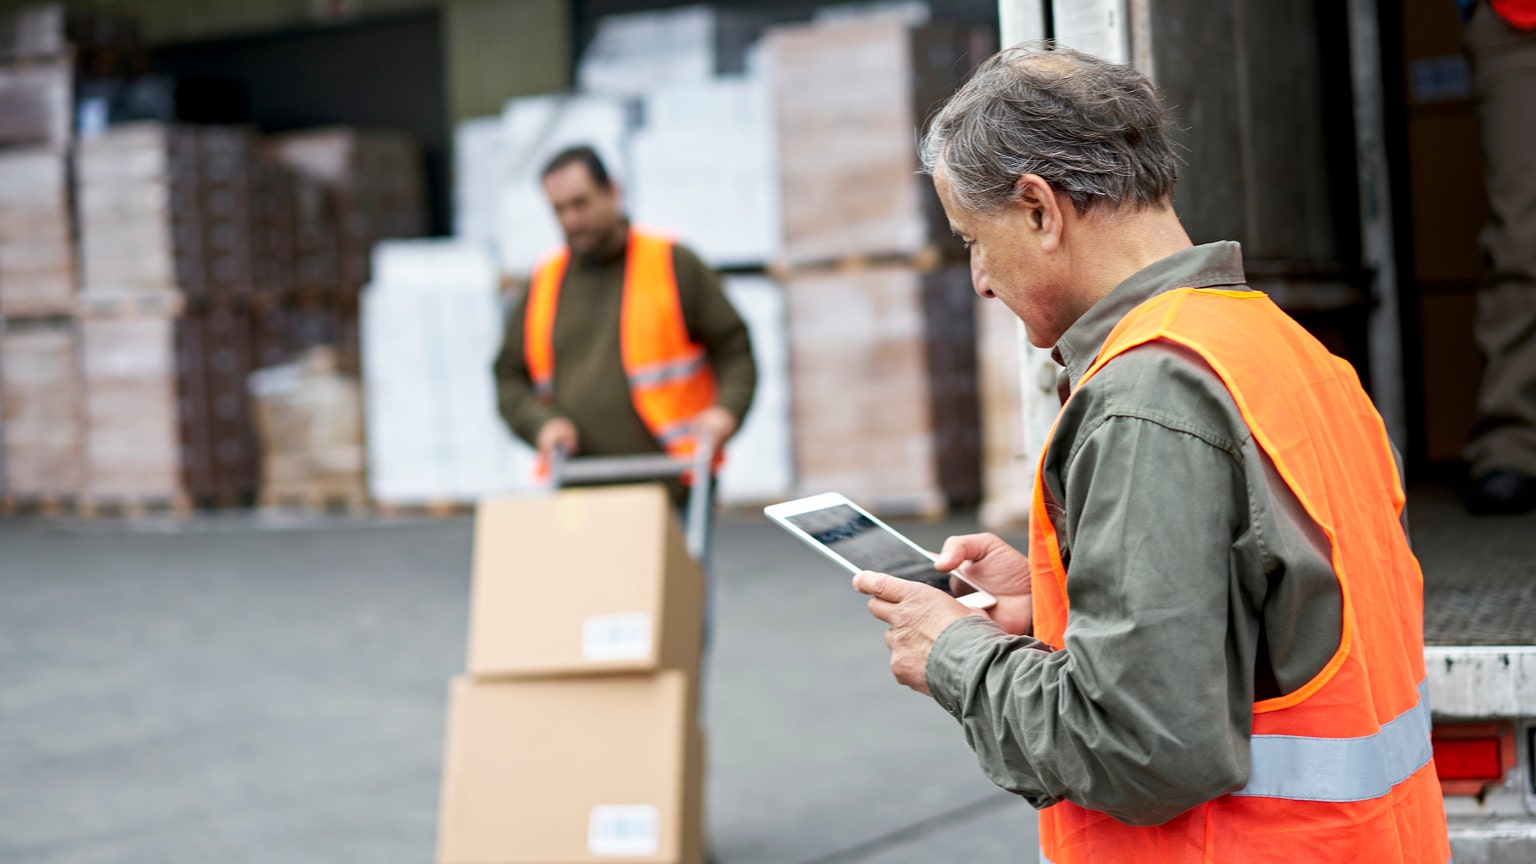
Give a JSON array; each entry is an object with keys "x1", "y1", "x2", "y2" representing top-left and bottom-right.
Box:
[
  {"x1": 629, "y1": 75, "x2": 780, "y2": 268},
  {"x1": 494, "y1": 94, "x2": 634, "y2": 278},
  {"x1": 576, "y1": 5, "x2": 719, "y2": 97},
  {"x1": 717, "y1": 275, "x2": 792, "y2": 504},
  {"x1": 361, "y1": 239, "x2": 535, "y2": 504},
  {"x1": 450, "y1": 116, "x2": 506, "y2": 255}
]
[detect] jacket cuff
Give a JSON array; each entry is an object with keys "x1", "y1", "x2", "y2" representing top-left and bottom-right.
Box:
[{"x1": 926, "y1": 614, "x2": 1008, "y2": 719}]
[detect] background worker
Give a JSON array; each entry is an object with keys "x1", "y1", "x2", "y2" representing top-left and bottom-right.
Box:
[
  {"x1": 852, "y1": 45, "x2": 1449, "y2": 863},
  {"x1": 494, "y1": 145, "x2": 757, "y2": 509},
  {"x1": 1460, "y1": 0, "x2": 1536, "y2": 514}
]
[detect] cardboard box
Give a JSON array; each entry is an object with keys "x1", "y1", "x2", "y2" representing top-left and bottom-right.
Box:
[
  {"x1": 0, "y1": 321, "x2": 83, "y2": 496},
  {"x1": 468, "y1": 484, "x2": 702, "y2": 679},
  {"x1": 437, "y1": 673, "x2": 703, "y2": 864}
]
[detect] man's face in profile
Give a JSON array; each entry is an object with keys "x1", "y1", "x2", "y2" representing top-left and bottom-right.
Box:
[{"x1": 542, "y1": 161, "x2": 623, "y2": 256}]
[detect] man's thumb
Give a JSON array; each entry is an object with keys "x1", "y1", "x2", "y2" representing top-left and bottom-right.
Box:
[{"x1": 853, "y1": 570, "x2": 903, "y2": 599}]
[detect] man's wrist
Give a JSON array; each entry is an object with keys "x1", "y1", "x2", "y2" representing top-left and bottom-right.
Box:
[{"x1": 925, "y1": 614, "x2": 1007, "y2": 719}]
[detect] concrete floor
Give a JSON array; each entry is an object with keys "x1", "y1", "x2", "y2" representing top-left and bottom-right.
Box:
[
  {"x1": 0, "y1": 507, "x2": 1037, "y2": 864},
  {"x1": 0, "y1": 481, "x2": 1530, "y2": 863}
]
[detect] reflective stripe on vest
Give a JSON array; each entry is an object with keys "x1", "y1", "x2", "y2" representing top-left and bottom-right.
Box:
[
  {"x1": 1030, "y1": 287, "x2": 1448, "y2": 864},
  {"x1": 524, "y1": 228, "x2": 718, "y2": 470},
  {"x1": 1236, "y1": 679, "x2": 1433, "y2": 802}
]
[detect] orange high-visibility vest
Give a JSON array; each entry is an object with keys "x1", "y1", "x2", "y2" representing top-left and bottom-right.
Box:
[
  {"x1": 524, "y1": 228, "x2": 718, "y2": 474},
  {"x1": 1031, "y1": 288, "x2": 1449, "y2": 864}
]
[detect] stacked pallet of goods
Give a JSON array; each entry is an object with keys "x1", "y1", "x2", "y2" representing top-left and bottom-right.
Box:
[{"x1": 767, "y1": 15, "x2": 995, "y2": 517}]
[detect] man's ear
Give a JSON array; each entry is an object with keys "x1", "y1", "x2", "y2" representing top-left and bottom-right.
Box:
[{"x1": 1013, "y1": 174, "x2": 1065, "y2": 252}]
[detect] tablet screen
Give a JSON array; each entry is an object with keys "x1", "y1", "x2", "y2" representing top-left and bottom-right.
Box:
[{"x1": 784, "y1": 504, "x2": 950, "y2": 591}]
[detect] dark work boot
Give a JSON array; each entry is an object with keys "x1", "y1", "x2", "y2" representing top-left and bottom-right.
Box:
[{"x1": 1466, "y1": 469, "x2": 1536, "y2": 515}]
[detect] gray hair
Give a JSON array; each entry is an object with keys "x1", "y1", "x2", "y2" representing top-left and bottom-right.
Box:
[{"x1": 921, "y1": 42, "x2": 1178, "y2": 215}]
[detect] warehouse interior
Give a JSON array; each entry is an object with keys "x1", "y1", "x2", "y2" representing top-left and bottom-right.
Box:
[{"x1": 0, "y1": 0, "x2": 1531, "y2": 862}]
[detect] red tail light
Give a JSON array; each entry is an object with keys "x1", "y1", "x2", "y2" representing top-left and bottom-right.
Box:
[{"x1": 1432, "y1": 723, "x2": 1516, "y2": 795}]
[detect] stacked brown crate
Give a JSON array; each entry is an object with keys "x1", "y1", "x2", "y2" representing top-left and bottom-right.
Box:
[{"x1": 768, "y1": 18, "x2": 992, "y2": 516}]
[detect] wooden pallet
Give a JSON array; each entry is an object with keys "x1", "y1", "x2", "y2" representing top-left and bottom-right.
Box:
[
  {"x1": 0, "y1": 494, "x2": 73, "y2": 518},
  {"x1": 75, "y1": 290, "x2": 186, "y2": 318},
  {"x1": 258, "y1": 489, "x2": 370, "y2": 514},
  {"x1": 73, "y1": 494, "x2": 193, "y2": 519},
  {"x1": 373, "y1": 500, "x2": 474, "y2": 519}
]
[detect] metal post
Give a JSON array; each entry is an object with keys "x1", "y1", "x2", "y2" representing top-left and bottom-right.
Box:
[
  {"x1": 1347, "y1": 0, "x2": 1409, "y2": 451},
  {"x1": 685, "y1": 436, "x2": 715, "y2": 567}
]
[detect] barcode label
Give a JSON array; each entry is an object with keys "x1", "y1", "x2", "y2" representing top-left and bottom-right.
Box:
[
  {"x1": 582, "y1": 613, "x2": 652, "y2": 661},
  {"x1": 588, "y1": 804, "x2": 660, "y2": 856}
]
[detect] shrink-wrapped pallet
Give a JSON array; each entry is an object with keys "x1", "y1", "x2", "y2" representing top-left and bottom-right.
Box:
[
  {"x1": 629, "y1": 75, "x2": 780, "y2": 268},
  {"x1": 362, "y1": 239, "x2": 533, "y2": 505},
  {"x1": 716, "y1": 275, "x2": 793, "y2": 505},
  {"x1": 248, "y1": 345, "x2": 365, "y2": 505}
]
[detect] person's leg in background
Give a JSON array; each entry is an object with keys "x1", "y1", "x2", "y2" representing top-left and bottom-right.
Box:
[{"x1": 1465, "y1": 1, "x2": 1536, "y2": 514}]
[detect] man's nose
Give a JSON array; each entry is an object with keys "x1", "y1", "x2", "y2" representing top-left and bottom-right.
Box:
[{"x1": 970, "y1": 264, "x2": 994, "y2": 298}]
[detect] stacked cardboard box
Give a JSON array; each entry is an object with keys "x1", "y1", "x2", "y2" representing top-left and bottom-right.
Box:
[
  {"x1": 77, "y1": 305, "x2": 184, "y2": 504},
  {"x1": 0, "y1": 6, "x2": 146, "y2": 508},
  {"x1": 74, "y1": 124, "x2": 202, "y2": 507},
  {"x1": 0, "y1": 144, "x2": 82, "y2": 503},
  {"x1": 0, "y1": 321, "x2": 83, "y2": 499},
  {"x1": 439, "y1": 484, "x2": 705, "y2": 864},
  {"x1": 76, "y1": 123, "x2": 199, "y2": 303},
  {"x1": 0, "y1": 146, "x2": 75, "y2": 317},
  {"x1": 784, "y1": 264, "x2": 980, "y2": 517},
  {"x1": 0, "y1": 56, "x2": 71, "y2": 150},
  {"x1": 766, "y1": 18, "x2": 993, "y2": 268}
]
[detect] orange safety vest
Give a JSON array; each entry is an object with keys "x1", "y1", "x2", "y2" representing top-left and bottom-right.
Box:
[
  {"x1": 1031, "y1": 288, "x2": 1449, "y2": 864},
  {"x1": 524, "y1": 228, "x2": 719, "y2": 475}
]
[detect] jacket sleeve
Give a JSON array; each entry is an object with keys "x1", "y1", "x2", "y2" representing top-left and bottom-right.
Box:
[
  {"x1": 671, "y1": 244, "x2": 757, "y2": 426},
  {"x1": 925, "y1": 410, "x2": 1255, "y2": 826},
  {"x1": 493, "y1": 286, "x2": 558, "y2": 447}
]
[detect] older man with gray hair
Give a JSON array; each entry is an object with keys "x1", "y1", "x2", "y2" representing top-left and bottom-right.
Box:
[{"x1": 851, "y1": 44, "x2": 1449, "y2": 863}]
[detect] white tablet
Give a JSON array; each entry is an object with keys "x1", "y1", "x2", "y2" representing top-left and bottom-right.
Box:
[{"x1": 764, "y1": 492, "x2": 996, "y2": 609}]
